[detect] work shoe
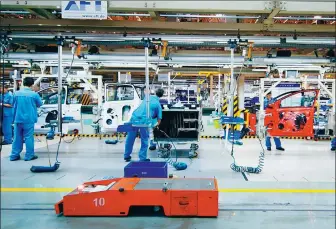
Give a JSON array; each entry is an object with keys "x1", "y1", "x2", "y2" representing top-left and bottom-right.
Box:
[
  {"x1": 149, "y1": 145, "x2": 156, "y2": 150},
  {"x1": 1, "y1": 142, "x2": 12, "y2": 145},
  {"x1": 124, "y1": 156, "x2": 131, "y2": 162},
  {"x1": 276, "y1": 147, "x2": 285, "y2": 151},
  {"x1": 267, "y1": 148, "x2": 271, "y2": 151},
  {"x1": 10, "y1": 156, "x2": 20, "y2": 161},
  {"x1": 140, "y1": 159, "x2": 150, "y2": 162},
  {"x1": 24, "y1": 155, "x2": 38, "y2": 161}
]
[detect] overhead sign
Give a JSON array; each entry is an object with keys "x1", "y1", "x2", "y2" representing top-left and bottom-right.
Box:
[
  {"x1": 62, "y1": 1, "x2": 107, "y2": 19},
  {"x1": 158, "y1": 73, "x2": 170, "y2": 82}
]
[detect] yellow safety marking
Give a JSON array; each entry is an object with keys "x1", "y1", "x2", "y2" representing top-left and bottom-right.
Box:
[
  {"x1": 1, "y1": 188, "x2": 73, "y2": 192},
  {"x1": 1, "y1": 187, "x2": 334, "y2": 194},
  {"x1": 218, "y1": 189, "x2": 336, "y2": 193}
]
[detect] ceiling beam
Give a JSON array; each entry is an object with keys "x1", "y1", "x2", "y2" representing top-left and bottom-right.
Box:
[
  {"x1": 1, "y1": 19, "x2": 334, "y2": 35},
  {"x1": 26, "y1": 8, "x2": 56, "y2": 19},
  {"x1": 2, "y1": 1, "x2": 335, "y2": 15},
  {"x1": 148, "y1": 11, "x2": 160, "y2": 20},
  {"x1": 264, "y1": 7, "x2": 281, "y2": 27}
]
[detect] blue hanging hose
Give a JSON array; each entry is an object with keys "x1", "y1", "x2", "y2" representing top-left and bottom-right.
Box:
[{"x1": 155, "y1": 128, "x2": 188, "y2": 171}]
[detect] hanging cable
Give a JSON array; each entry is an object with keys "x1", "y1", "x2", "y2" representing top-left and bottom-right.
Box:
[
  {"x1": 155, "y1": 128, "x2": 191, "y2": 170},
  {"x1": 229, "y1": 124, "x2": 265, "y2": 174}
]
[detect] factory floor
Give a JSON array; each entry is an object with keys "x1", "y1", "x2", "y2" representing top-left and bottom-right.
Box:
[{"x1": 1, "y1": 137, "x2": 335, "y2": 229}]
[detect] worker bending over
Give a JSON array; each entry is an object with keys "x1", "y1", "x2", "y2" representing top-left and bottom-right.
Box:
[
  {"x1": 0, "y1": 85, "x2": 14, "y2": 145},
  {"x1": 9, "y1": 77, "x2": 43, "y2": 161},
  {"x1": 124, "y1": 88, "x2": 164, "y2": 162},
  {"x1": 264, "y1": 91, "x2": 285, "y2": 151}
]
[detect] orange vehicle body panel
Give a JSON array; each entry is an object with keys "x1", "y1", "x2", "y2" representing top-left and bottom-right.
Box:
[{"x1": 264, "y1": 89, "x2": 319, "y2": 138}]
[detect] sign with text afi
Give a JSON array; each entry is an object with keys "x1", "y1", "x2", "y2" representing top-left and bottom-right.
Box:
[{"x1": 62, "y1": 1, "x2": 107, "y2": 19}]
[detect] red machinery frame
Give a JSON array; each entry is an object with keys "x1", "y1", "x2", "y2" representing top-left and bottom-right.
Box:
[
  {"x1": 264, "y1": 89, "x2": 319, "y2": 137},
  {"x1": 55, "y1": 177, "x2": 218, "y2": 217}
]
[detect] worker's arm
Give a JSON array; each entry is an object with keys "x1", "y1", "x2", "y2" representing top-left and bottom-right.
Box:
[
  {"x1": 1, "y1": 103, "x2": 12, "y2": 107},
  {"x1": 1, "y1": 93, "x2": 14, "y2": 107},
  {"x1": 156, "y1": 103, "x2": 163, "y2": 126},
  {"x1": 34, "y1": 93, "x2": 43, "y2": 108}
]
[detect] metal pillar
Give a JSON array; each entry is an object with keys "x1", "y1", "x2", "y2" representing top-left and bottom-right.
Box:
[
  {"x1": 117, "y1": 72, "x2": 121, "y2": 83},
  {"x1": 238, "y1": 74, "x2": 245, "y2": 119},
  {"x1": 144, "y1": 42, "x2": 150, "y2": 121},
  {"x1": 187, "y1": 85, "x2": 190, "y2": 104},
  {"x1": 225, "y1": 45, "x2": 235, "y2": 145},
  {"x1": 228, "y1": 47, "x2": 235, "y2": 117},
  {"x1": 218, "y1": 73, "x2": 221, "y2": 111},
  {"x1": 210, "y1": 74, "x2": 214, "y2": 106},
  {"x1": 168, "y1": 72, "x2": 171, "y2": 104},
  {"x1": 57, "y1": 39, "x2": 63, "y2": 133}
]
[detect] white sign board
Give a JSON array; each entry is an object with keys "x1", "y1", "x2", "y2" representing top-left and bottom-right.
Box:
[
  {"x1": 119, "y1": 73, "x2": 131, "y2": 83},
  {"x1": 61, "y1": 1, "x2": 107, "y2": 19},
  {"x1": 158, "y1": 73, "x2": 170, "y2": 82}
]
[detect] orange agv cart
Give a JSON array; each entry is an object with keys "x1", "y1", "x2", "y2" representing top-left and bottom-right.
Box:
[{"x1": 55, "y1": 177, "x2": 218, "y2": 217}]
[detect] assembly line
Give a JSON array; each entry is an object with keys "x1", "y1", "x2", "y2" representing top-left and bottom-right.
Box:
[{"x1": 0, "y1": 1, "x2": 335, "y2": 229}]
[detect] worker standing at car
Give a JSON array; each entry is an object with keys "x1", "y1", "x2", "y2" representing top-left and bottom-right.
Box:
[
  {"x1": 327, "y1": 98, "x2": 336, "y2": 151},
  {"x1": 124, "y1": 88, "x2": 164, "y2": 162},
  {"x1": 9, "y1": 77, "x2": 43, "y2": 161},
  {"x1": 0, "y1": 85, "x2": 14, "y2": 145},
  {"x1": 264, "y1": 91, "x2": 285, "y2": 151}
]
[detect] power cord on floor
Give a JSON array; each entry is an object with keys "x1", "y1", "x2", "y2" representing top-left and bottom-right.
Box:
[{"x1": 155, "y1": 128, "x2": 189, "y2": 170}]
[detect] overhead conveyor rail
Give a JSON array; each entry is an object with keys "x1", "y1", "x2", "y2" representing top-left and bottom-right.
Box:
[{"x1": 1, "y1": 32, "x2": 336, "y2": 49}]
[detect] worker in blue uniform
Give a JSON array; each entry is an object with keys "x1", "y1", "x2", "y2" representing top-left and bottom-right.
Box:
[
  {"x1": 0, "y1": 85, "x2": 14, "y2": 145},
  {"x1": 149, "y1": 117, "x2": 158, "y2": 151},
  {"x1": 331, "y1": 137, "x2": 336, "y2": 151},
  {"x1": 124, "y1": 88, "x2": 164, "y2": 162},
  {"x1": 264, "y1": 91, "x2": 285, "y2": 151},
  {"x1": 9, "y1": 77, "x2": 43, "y2": 161}
]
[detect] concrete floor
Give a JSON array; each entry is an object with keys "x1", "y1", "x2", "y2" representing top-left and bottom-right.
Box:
[{"x1": 1, "y1": 137, "x2": 335, "y2": 229}]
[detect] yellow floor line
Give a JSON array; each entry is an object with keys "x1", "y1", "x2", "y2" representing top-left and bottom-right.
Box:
[
  {"x1": 218, "y1": 188, "x2": 336, "y2": 193},
  {"x1": 1, "y1": 187, "x2": 335, "y2": 193},
  {"x1": 0, "y1": 188, "x2": 73, "y2": 192}
]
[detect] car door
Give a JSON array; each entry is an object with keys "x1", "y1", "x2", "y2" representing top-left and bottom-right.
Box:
[
  {"x1": 264, "y1": 89, "x2": 319, "y2": 137},
  {"x1": 36, "y1": 87, "x2": 66, "y2": 133},
  {"x1": 101, "y1": 84, "x2": 142, "y2": 133},
  {"x1": 64, "y1": 87, "x2": 85, "y2": 121}
]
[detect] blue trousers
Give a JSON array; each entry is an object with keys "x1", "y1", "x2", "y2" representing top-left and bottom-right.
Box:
[
  {"x1": 2, "y1": 116, "x2": 13, "y2": 144},
  {"x1": 124, "y1": 127, "x2": 149, "y2": 161},
  {"x1": 266, "y1": 136, "x2": 282, "y2": 149},
  {"x1": 10, "y1": 123, "x2": 35, "y2": 160},
  {"x1": 331, "y1": 137, "x2": 336, "y2": 149}
]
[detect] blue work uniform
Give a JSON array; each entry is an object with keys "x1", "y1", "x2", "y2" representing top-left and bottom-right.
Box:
[
  {"x1": 0, "y1": 91, "x2": 14, "y2": 144},
  {"x1": 124, "y1": 95, "x2": 162, "y2": 161},
  {"x1": 149, "y1": 118, "x2": 158, "y2": 148},
  {"x1": 331, "y1": 137, "x2": 336, "y2": 151},
  {"x1": 10, "y1": 87, "x2": 43, "y2": 161},
  {"x1": 264, "y1": 97, "x2": 282, "y2": 149}
]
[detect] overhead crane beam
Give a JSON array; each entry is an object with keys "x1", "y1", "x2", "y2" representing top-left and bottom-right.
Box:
[
  {"x1": 26, "y1": 8, "x2": 56, "y2": 19},
  {"x1": 5, "y1": 1, "x2": 333, "y2": 15},
  {"x1": 149, "y1": 11, "x2": 160, "y2": 20},
  {"x1": 1, "y1": 19, "x2": 334, "y2": 34},
  {"x1": 264, "y1": 8, "x2": 281, "y2": 26}
]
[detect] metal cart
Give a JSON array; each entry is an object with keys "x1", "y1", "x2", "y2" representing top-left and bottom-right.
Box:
[{"x1": 153, "y1": 107, "x2": 201, "y2": 158}]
